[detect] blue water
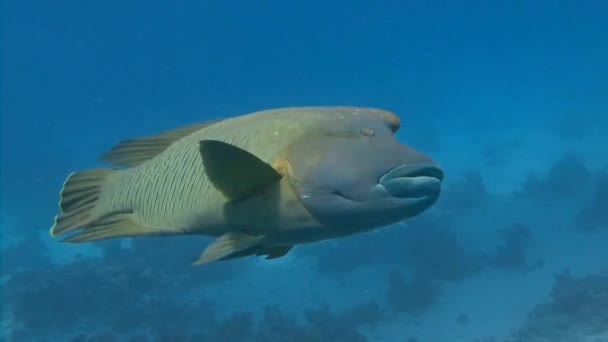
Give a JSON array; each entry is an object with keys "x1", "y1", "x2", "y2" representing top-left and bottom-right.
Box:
[{"x1": 2, "y1": 1, "x2": 608, "y2": 341}]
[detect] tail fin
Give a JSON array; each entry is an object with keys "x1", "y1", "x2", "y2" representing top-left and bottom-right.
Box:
[
  {"x1": 51, "y1": 168, "x2": 162, "y2": 243},
  {"x1": 50, "y1": 168, "x2": 116, "y2": 237}
]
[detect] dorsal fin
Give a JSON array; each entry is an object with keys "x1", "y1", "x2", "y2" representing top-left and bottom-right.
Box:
[{"x1": 100, "y1": 119, "x2": 222, "y2": 167}]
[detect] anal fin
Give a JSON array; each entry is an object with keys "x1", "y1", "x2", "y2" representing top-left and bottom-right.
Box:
[
  {"x1": 258, "y1": 245, "x2": 293, "y2": 260},
  {"x1": 213, "y1": 244, "x2": 294, "y2": 262},
  {"x1": 194, "y1": 232, "x2": 265, "y2": 265}
]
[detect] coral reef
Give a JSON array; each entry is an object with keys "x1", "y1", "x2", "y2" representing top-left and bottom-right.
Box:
[
  {"x1": 508, "y1": 270, "x2": 608, "y2": 342},
  {"x1": 7, "y1": 158, "x2": 602, "y2": 341},
  {"x1": 1, "y1": 234, "x2": 238, "y2": 341},
  {"x1": 1, "y1": 236, "x2": 385, "y2": 341},
  {"x1": 400, "y1": 217, "x2": 487, "y2": 282},
  {"x1": 491, "y1": 222, "x2": 537, "y2": 270},
  {"x1": 518, "y1": 154, "x2": 591, "y2": 199},
  {"x1": 387, "y1": 269, "x2": 440, "y2": 315},
  {"x1": 3, "y1": 257, "x2": 202, "y2": 340},
  {"x1": 1, "y1": 230, "x2": 51, "y2": 275},
  {"x1": 308, "y1": 214, "x2": 488, "y2": 284}
]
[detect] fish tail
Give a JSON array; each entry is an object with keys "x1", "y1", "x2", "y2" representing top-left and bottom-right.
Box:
[{"x1": 50, "y1": 168, "x2": 117, "y2": 237}]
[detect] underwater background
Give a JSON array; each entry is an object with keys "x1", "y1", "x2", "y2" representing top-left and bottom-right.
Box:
[{"x1": 2, "y1": 1, "x2": 608, "y2": 341}]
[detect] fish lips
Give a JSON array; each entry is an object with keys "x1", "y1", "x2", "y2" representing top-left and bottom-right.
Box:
[
  {"x1": 378, "y1": 163, "x2": 443, "y2": 200},
  {"x1": 297, "y1": 163, "x2": 443, "y2": 230}
]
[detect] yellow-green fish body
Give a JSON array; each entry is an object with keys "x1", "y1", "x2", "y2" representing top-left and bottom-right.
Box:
[{"x1": 51, "y1": 106, "x2": 443, "y2": 264}]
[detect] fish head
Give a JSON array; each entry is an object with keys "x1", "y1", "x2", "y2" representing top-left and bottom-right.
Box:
[{"x1": 286, "y1": 107, "x2": 443, "y2": 234}]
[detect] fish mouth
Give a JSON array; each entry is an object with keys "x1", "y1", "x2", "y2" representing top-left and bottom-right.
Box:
[{"x1": 379, "y1": 163, "x2": 443, "y2": 199}]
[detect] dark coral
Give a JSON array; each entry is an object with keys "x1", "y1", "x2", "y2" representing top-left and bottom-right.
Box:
[
  {"x1": 400, "y1": 218, "x2": 487, "y2": 282},
  {"x1": 2, "y1": 241, "x2": 385, "y2": 341},
  {"x1": 549, "y1": 271, "x2": 608, "y2": 319},
  {"x1": 200, "y1": 303, "x2": 380, "y2": 342},
  {"x1": 307, "y1": 213, "x2": 487, "y2": 286},
  {"x1": 387, "y1": 269, "x2": 440, "y2": 315},
  {"x1": 509, "y1": 270, "x2": 608, "y2": 341},
  {"x1": 491, "y1": 222, "x2": 535, "y2": 270},
  {"x1": 518, "y1": 154, "x2": 591, "y2": 199},
  {"x1": 1, "y1": 241, "x2": 218, "y2": 341},
  {"x1": 256, "y1": 306, "x2": 310, "y2": 342},
  {"x1": 1, "y1": 230, "x2": 52, "y2": 275}
]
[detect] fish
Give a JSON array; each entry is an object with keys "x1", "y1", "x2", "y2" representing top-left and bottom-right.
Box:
[{"x1": 50, "y1": 106, "x2": 443, "y2": 264}]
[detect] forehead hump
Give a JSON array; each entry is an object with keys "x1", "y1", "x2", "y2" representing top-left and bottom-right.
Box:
[{"x1": 323, "y1": 107, "x2": 401, "y2": 132}]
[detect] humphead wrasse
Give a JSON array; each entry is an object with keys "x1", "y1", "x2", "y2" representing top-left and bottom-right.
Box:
[{"x1": 50, "y1": 107, "x2": 443, "y2": 264}]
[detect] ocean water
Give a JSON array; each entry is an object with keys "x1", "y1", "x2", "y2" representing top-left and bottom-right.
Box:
[{"x1": 2, "y1": 1, "x2": 608, "y2": 341}]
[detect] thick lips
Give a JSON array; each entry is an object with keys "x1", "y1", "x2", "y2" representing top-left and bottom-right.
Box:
[{"x1": 379, "y1": 163, "x2": 443, "y2": 198}]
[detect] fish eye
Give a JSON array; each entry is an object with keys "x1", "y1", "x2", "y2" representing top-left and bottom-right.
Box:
[
  {"x1": 326, "y1": 129, "x2": 374, "y2": 139},
  {"x1": 358, "y1": 128, "x2": 375, "y2": 137}
]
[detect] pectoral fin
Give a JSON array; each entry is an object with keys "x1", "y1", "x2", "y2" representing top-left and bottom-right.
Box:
[
  {"x1": 194, "y1": 232, "x2": 266, "y2": 265},
  {"x1": 199, "y1": 140, "x2": 283, "y2": 200}
]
